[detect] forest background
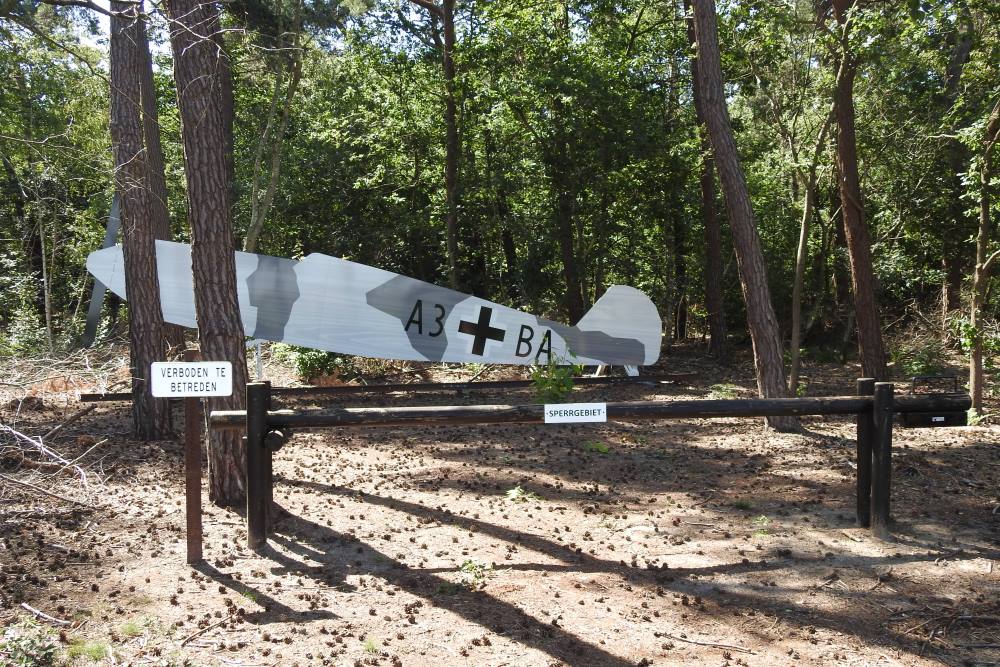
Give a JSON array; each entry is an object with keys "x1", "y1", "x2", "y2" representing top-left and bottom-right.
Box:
[{"x1": 2, "y1": 0, "x2": 999, "y2": 425}]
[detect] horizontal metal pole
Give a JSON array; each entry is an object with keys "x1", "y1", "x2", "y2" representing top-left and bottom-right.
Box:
[
  {"x1": 893, "y1": 393, "x2": 971, "y2": 413},
  {"x1": 209, "y1": 393, "x2": 971, "y2": 431},
  {"x1": 79, "y1": 373, "x2": 694, "y2": 403}
]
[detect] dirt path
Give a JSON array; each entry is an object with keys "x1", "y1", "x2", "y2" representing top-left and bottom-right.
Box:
[{"x1": 2, "y1": 351, "x2": 999, "y2": 666}]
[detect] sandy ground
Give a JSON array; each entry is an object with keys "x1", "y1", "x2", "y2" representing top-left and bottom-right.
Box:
[{"x1": 2, "y1": 346, "x2": 999, "y2": 666}]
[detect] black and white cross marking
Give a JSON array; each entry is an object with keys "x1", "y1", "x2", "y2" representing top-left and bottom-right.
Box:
[{"x1": 458, "y1": 306, "x2": 506, "y2": 355}]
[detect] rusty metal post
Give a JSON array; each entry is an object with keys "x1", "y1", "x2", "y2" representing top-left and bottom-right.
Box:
[
  {"x1": 246, "y1": 381, "x2": 271, "y2": 553},
  {"x1": 871, "y1": 382, "x2": 894, "y2": 539},
  {"x1": 183, "y1": 348, "x2": 203, "y2": 564},
  {"x1": 856, "y1": 378, "x2": 875, "y2": 528}
]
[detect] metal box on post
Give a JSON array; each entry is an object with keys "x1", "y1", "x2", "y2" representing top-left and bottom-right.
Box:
[{"x1": 899, "y1": 376, "x2": 968, "y2": 428}]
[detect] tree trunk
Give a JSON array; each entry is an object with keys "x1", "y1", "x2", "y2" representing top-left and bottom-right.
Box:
[
  {"x1": 245, "y1": 58, "x2": 302, "y2": 252},
  {"x1": 553, "y1": 151, "x2": 585, "y2": 323},
  {"x1": 167, "y1": 0, "x2": 249, "y2": 505},
  {"x1": 244, "y1": 0, "x2": 304, "y2": 253},
  {"x1": 138, "y1": 7, "x2": 169, "y2": 243},
  {"x1": 442, "y1": 0, "x2": 460, "y2": 290},
  {"x1": 206, "y1": 3, "x2": 235, "y2": 199},
  {"x1": 685, "y1": 0, "x2": 726, "y2": 358},
  {"x1": 691, "y1": 0, "x2": 794, "y2": 430},
  {"x1": 673, "y1": 216, "x2": 688, "y2": 339},
  {"x1": 789, "y1": 110, "x2": 834, "y2": 393},
  {"x1": 832, "y1": 0, "x2": 887, "y2": 381},
  {"x1": 970, "y1": 100, "x2": 1000, "y2": 415},
  {"x1": 941, "y1": 4, "x2": 974, "y2": 327},
  {"x1": 137, "y1": 2, "x2": 184, "y2": 350},
  {"x1": 37, "y1": 207, "x2": 53, "y2": 352},
  {"x1": 110, "y1": 0, "x2": 171, "y2": 439}
]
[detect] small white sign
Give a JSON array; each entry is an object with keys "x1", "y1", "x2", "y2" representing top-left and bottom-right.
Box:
[
  {"x1": 151, "y1": 361, "x2": 233, "y2": 397},
  {"x1": 544, "y1": 402, "x2": 607, "y2": 424}
]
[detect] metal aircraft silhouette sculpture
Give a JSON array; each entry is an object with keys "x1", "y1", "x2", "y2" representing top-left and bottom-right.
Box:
[{"x1": 87, "y1": 241, "x2": 662, "y2": 367}]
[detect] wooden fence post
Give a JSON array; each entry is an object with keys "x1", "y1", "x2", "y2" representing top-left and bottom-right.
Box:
[
  {"x1": 184, "y1": 348, "x2": 203, "y2": 564},
  {"x1": 871, "y1": 382, "x2": 894, "y2": 539},
  {"x1": 246, "y1": 381, "x2": 271, "y2": 553},
  {"x1": 855, "y1": 378, "x2": 875, "y2": 528},
  {"x1": 265, "y1": 391, "x2": 274, "y2": 519}
]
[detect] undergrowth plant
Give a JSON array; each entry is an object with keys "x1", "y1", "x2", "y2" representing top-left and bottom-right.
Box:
[
  {"x1": 506, "y1": 485, "x2": 540, "y2": 503},
  {"x1": 531, "y1": 355, "x2": 584, "y2": 403},
  {"x1": 889, "y1": 323, "x2": 949, "y2": 376},
  {"x1": 1, "y1": 620, "x2": 57, "y2": 667},
  {"x1": 708, "y1": 383, "x2": 741, "y2": 399},
  {"x1": 752, "y1": 515, "x2": 771, "y2": 537},
  {"x1": 583, "y1": 440, "x2": 611, "y2": 454},
  {"x1": 458, "y1": 559, "x2": 494, "y2": 589}
]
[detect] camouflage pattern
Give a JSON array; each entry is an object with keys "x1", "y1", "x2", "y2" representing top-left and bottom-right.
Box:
[{"x1": 87, "y1": 241, "x2": 662, "y2": 367}]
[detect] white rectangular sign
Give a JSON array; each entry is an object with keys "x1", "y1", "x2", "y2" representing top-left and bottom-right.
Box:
[
  {"x1": 151, "y1": 361, "x2": 233, "y2": 397},
  {"x1": 544, "y1": 402, "x2": 607, "y2": 424}
]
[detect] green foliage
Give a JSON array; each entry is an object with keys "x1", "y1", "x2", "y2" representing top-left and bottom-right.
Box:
[
  {"x1": 752, "y1": 514, "x2": 771, "y2": 537},
  {"x1": 583, "y1": 440, "x2": 611, "y2": 454},
  {"x1": 363, "y1": 636, "x2": 379, "y2": 654},
  {"x1": 458, "y1": 559, "x2": 494, "y2": 590},
  {"x1": 119, "y1": 621, "x2": 143, "y2": 638},
  {"x1": 505, "y1": 485, "x2": 540, "y2": 503},
  {"x1": 952, "y1": 317, "x2": 1000, "y2": 371},
  {"x1": 270, "y1": 343, "x2": 362, "y2": 382},
  {"x1": 2, "y1": 0, "x2": 1000, "y2": 383},
  {"x1": 1, "y1": 621, "x2": 57, "y2": 667},
  {"x1": 708, "y1": 383, "x2": 741, "y2": 399},
  {"x1": 66, "y1": 639, "x2": 109, "y2": 662},
  {"x1": 531, "y1": 357, "x2": 584, "y2": 403},
  {"x1": 890, "y1": 326, "x2": 949, "y2": 377}
]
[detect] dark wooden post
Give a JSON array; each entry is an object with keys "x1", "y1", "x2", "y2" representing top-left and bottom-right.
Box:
[
  {"x1": 184, "y1": 348, "x2": 203, "y2": 564},
  {"x1": 871, "y1": 382, "x2": 894, "y2": 539},
  {"x1": 264, "y1": 392, "x2": 274, "y2": 519},
  {"x1": 855, "y1": 378, "x2": 874, "y2": 527},
  {"x1": 246, "y1": 381, "x2": 271, "y2": 552}
]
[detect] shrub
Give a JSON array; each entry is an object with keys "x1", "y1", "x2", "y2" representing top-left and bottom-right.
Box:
[
  {"x1": 1, "y1": 621, "x2": 58, "y2": 667},
  {"x1": 531, "y1": 356, "x2": 583, "y2": 403},
  {"x1": 890, "y1": 323, "x2": 948, "y2": 377},
  {"x1": 270, "y1": 344, "x2": 362, "y2": 382}
]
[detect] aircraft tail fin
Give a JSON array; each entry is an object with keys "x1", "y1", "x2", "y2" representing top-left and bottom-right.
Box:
[{"x1": 575, "y1": 285, "x2": 662, "y2": 366}]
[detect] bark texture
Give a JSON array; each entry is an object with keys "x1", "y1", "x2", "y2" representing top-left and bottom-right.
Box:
[
  {"x1": 167, "y1": 0, "x2": 249, "y2": 505},
  {"x1": 691, "y1": 0, "x2": 794, "y2": 429},
  {"x1": 685, "y1": 0, "x2": 726, "y2": 358},
  {"x1": 110, "y1": 0, "x2": 170, "y2": 439},
  {"x1": 441, "y1": 0, "x2": 460, "y2": 291},
  {"x1": 970, "y1": 101, "x2": 1000, "y2": 414},
  {"x1": 137, "y1": 2, "x2": 184, "y2": 349},
  {"x1": 832, "y1": 0, "x2": 887, "y2": 380}
]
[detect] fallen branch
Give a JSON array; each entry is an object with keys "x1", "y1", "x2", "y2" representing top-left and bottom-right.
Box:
[
  {"x1": 180, "y1": 612, "x2": 236, "y2": 646},
  {"x1": 0, "y1": 423, "x2": 88, "y2": 487},
  {"x1": 663, "y1": 634, "x2": 753, "y2": 654},
  {"x1": 0, "y1": 473, "x2": 90, "y2": 507},
  {"x1": 20, "y1": 602, "x2": 72, "y2": 626},
  {"x1": 42, "y1": 404, "x2": 98, "y2": 440}
]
